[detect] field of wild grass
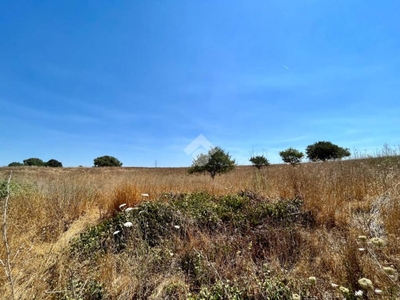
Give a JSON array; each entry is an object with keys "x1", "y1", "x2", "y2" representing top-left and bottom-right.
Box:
[{"x1": 1, "y1": 156, "x2": 400, "y2": 299}]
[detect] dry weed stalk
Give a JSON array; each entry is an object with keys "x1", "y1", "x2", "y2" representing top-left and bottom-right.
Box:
[{"x1": 0, "y1": 172, "x2": 15, "y2": 299}]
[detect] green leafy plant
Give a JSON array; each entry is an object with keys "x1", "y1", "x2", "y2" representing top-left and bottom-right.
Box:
[
  {"x1": 188, "y1": 147, "x2": 236, "y2": 179},
  {"x1": 190, "y1": 277, "x2": 292, "y2": 300},
  {"x1": 170, "y1": 192, "x2": 221, "y2": 230},
  {"x1": 70, "y1": 212, "x2": 129, "y2": 259},
  {"x1": 180, "y1": 250, "x2": 209, "y2": 288},
  {"x1": 0, "y1": 180, "x2": 25, "y2": 198},
  {"x1": 258, "y1": 277, "x2": 293, "y2": 299},
  {"x1": 169, "y1": 192, "x2": 312, "y2": 231},
  {"x1": 135, "y1": 201, "x2": 179, "y2": 247}
]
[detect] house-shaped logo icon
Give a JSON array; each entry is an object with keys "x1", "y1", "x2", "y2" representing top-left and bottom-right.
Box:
[{"x1": 184, "y1": 134, "x2": 214, "y2": 164}]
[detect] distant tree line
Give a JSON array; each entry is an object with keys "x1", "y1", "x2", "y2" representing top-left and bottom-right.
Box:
[
  {"x1": 7, "y1": 155, "x2": 124, "y2": 168},
  {"x1": 189, "y1": 141, "x2": 351, "y2": 179},
  {"x1": 8, "y1": 158, "x2": 63, "y2": 167},
  {"x1": 247, "y1": 141, "x2": 350, "y2": 169},
  {"x1": 6, "y1": 141, "x2": 351, "y2": 170}
]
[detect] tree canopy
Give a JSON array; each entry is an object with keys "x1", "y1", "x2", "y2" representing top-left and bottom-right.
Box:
[
  {"x1": 279, "y1": 148, "x2": 304, "y2": 165},
  {"x1": 93, "y1": 155, "x2": 123, "y2": 167},
  {"x1": 8, "y1": 162, "x2": 23, "y2": 167},
  {"x1": 23, "y1": 158, "x2": 46, "y2": 166},
  {"x1": 188, "y1": 147, "x2": 236, "y2": 179},
  {"x1": 46, "y1": 159, "x2": 63, "y2": 168},
  {"x1": 249, "y1": 155, "x2": 270, "y2": 169},
  {"x1": 306, "y1": 141, "x2": 351, "y2": 161}
]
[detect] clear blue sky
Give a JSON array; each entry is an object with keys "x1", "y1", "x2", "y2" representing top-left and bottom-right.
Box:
[{"x1": 1, "y1": 1, "x2": 399, "y2": 167}]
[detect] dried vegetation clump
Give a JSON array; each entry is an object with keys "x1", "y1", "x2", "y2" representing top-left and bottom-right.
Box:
[{"x1": 1, "y1": 152, "x2": 400, "y2": 299}]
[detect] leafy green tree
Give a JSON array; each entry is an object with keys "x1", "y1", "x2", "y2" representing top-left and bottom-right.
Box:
[
  {"x1": 336, "y1": 147, "x2": 351, "y2": 160},
  {"x1": 279, "y1": 148, "x2": 304, "y2": 165},
  {"x1": 306, "y1": 141, "x2": 351, "y2": 161},
  {"x1": 249, "y1": 155, "x2": 269, "y2": 169},
  {"x1": 23, "y1": 158, "x2": 46, "y2": 166},
  {"x1": 93, "y1": 155, "x2": 123, "y2": 167},
  {"x1": 46, "y1": 159, "x2": 63, "y2": 168},
  {"x1": 8, "y1": 162, "x2": 23, "y2": 167},
  {"x1": 188, "y1": 147, "x2": 236, "y2": 179}
]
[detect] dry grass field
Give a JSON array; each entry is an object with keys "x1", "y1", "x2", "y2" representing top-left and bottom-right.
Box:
[{"x1": 1, "y1": 156, "x2": 400, "y2": 299}]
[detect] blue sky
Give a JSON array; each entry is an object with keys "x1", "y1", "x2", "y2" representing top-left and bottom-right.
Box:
[{"x1": 1, "y1": 0, "x2": 399, "y2": 167}]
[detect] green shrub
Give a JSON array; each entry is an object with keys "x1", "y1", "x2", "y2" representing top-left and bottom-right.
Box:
[
  {"x1": 171, "y1": 192, "x2": 221, "y2": 231},
  {"x1": 70, "y1": 200, "x2": 183, "y2": 258},
  {"x1": 189, "y1": 277, "x2": 292, "y2": 300},
  {"x1": 70, "y1": 212, "x2": 129, "y2": 259},
  {"x1": 180, "y1": 250, "x2": 210, "y2": 288},
  {"x1": 135, "y1": 201, "x2": 180, "y2": 247},
  {"x1": 258, "y1": 277, "x2": 293, "y2": 300},
  {"x1": 169, "y1": 192, "x2": 312, "y2": 231},
  {"x1": 0, "y1": 180, "x2": 30, "y2": 198}
]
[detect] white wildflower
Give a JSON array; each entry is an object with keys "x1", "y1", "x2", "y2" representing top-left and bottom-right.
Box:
[
  {"x1": 113, "y1": 230, "x2": 120, "y2": 235},
  {"x1": 123, "y1": 222, "x2": 133, "y2": 228},
  {"x1": 358, "y1": 248, "x2": 365, "y2": 252},
  {"x1": 331, "y1": 283, "x2": 339, "y2": 288},
  {"x1": 125, "y1": 207, "x2": 134, "y2": 213},
  {"x1": 119, "y1": 203, "x2": 127, "y2": 209},
  {"x1": 383, "y1": 267, "x2": 397, "y2": 275},
  {"x1": 355, "y1": 290, "x2": 363, "y2": 297},
  {"x1": 173, "y1": 225, "x2": 180, "y2": 229},
  {"x1": 374, "y1": 289, "x2": 383, "y2": 295},
  {"x1": 370, "y1": 237, "x2": 385, "y2": 247},
  {"x1": 308, "y1": 276, "x2": 316, "y2": 285},
  {"x1": 141, "y1": 193, "x2": 149, "y2": 197},
  {"x1": 292, "y1": 294, "x2": 301, "y2": 300},
  {"x1": 358, "y1": 278, "x2": 373, "y2": 290}
]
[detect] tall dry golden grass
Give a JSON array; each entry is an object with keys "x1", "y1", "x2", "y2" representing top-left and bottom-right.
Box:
[{"x1": 0, "y1": 155, "x2": 399, "y2": 299}]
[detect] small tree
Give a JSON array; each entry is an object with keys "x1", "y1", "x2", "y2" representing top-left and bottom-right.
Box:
[
  {"x1": 46, "y1": 159, "x2": 63, "y2": 168},
  {"x1": 188, "y1": 147, "x2": 236, "y2": 179},
  {"x1": 279, "y1": 148, "x2": 304, "y2": 165},
  {"x1": 249, "y1": 155, "x2": 269, "y2": 169},
  {"x1": 306, "y1": 141, "x2": 351, "y2": 162},
  {"x1": 23, "y1": 158, "x2": 45, "y2": 167},
  {"x1": 93, "y1": 155, "x2": 123, "y2": 167},
  {"x1": 8, "y1": 162, "x2": 23, "y2": 167}
]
